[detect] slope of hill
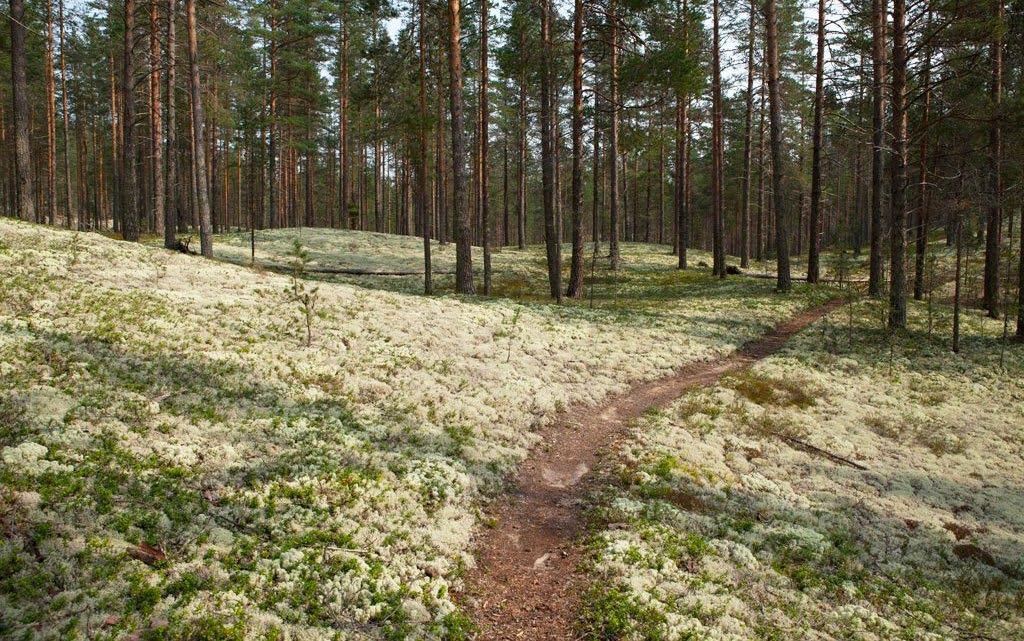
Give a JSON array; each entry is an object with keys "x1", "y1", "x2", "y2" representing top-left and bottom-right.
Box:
[
  {"x1": 585, "y1": 299, "x2": 1024, "y2": 640},
  {"x1": 0, "y1": 221, "x2": 828, "y2": 640}
]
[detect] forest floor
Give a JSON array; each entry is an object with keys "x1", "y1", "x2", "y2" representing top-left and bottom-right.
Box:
[
  {"x1": 581, "y1": 298, "x2": 1024, "y2": 641},
  {"x1": 1, "y1": 221, "x2": 1020, "y2": 641},
  {"x1": 0, "y1": 221, "x2": 829, "y2": 640},
  {"x1": 462, "y1": 299, "x2": 845, "y2": 641}
]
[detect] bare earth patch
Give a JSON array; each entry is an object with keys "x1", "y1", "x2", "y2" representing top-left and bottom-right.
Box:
[{"x1": 462, "y1": 300, "x2": 843, "y2": 640}]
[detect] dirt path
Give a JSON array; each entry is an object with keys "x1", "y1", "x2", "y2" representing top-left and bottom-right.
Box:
[{"x1": 461, "y1": 299, "x2": 845, "y2": 640}]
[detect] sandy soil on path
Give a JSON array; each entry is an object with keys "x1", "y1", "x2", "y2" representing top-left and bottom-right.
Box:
[{"x1": 462, "y1": 299, "x2": 845, "y2": 640}]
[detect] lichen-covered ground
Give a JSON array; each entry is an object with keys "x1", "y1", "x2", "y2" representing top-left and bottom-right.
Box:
[
  {"x1": 0, "y1": 221, "x2": 832, "y2": 640},
  {"x1": 215, "y1": 228, "x2": 460, "y2": 277},
  {"x1": 213, "y1": 227, "x2": 777, "y2": 299},
  {"x1": 584, "y1": 298, "x2": 1024, "y2": 640}
]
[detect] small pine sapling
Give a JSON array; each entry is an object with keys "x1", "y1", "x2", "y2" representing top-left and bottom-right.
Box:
[
  {"x1": 505, "y1": 308, "x2": 522, "y2": 363},
  {"x1": 999, "y1": 216, "x2": 1015, "y2": 369},
  {"x1": 286, "y1": 239, "x2": 321, "y2": 346},
  {"x1": 830, "y1": 246, "x2": 856, "y2": 352},
  {"x1": 953, "y1": 214, "x2": 964, "y2": 354},
  {"x1": 873, "y1": 298, "x2": 897, "y2": 378},
  {"x1": 925, "y1": 249, "x2": 938, "y2": 338},
  {"x1": 67, "y1": 231, "x2": 83, "y2": 269}
]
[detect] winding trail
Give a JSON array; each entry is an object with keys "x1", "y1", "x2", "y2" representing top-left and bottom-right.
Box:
[{"x1": 462, "y1": 299, "x2": 845, "y2": 640}]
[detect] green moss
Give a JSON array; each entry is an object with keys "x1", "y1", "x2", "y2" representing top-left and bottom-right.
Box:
[
  {"x1": 165, "y1": 571, "x2": 215, "y2": 599},
  {"x1": 127, "y1": 571, "x2": 164, "y2": 615},
  {"x1": 444, "y1": 423, "x2": 475, "y2": 454},
  {"x1": 146, "y1": 612, "x2": 249, "y2": 641},
  {"x1": 651, "y1": 455, "x2": 679, "y2": 481},
  {"x1": 580, "y1": 584, "x2": 669, "y2": 641},
  {"x1": 435, "y1": 611, "x2": 476, "y2": 641},
  {"x1": 664, "y1": 531, "x2": 712, "y2": 562},
  {"x1": 726, "y1": 370, "x2": 820, "y2": 409}
]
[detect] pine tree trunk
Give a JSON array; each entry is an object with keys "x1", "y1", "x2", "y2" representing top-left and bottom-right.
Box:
[
  {"x1": 1017, "y1": 196, "x2": 1023, "y2": 338},
  {"x1": 553, "y1": 95, "x2": 562, "y2": 246},
  {"x1": 502, "y1": 135, "x2": 509, "y2": 247},
  {"x1": 852, "y1": 52, "x2": 866, "y2": 255},
  {"x1": 374, "y1": 102, "x2": 382, "y2": 232},
  {"x1": 473, "y1": 81, "x2": 481, "y2": 244},
  {"x1": 592, "y1": 92, "x2": 602, "y2": 251},
  {"x1": 165, "y1": 0, "x2": 178, "y2": 247},
  {"x1": 658, "y1": 120, "x2": 665, "y2": 245},
  {"x1": 186, "y1": 0, "x2": 213, "y2": 256},
  {"x1": 9, "y1": 0, "x2": 36, "y2": 222},
  {"x1": 45, "y1": 0, "x2": 57, "y2": 225},
  {"x1": 110, "y1": 49, "x2": 120, "y2": 230},
  {"x1": 765, "y1": 0, "x2": 790, "y2": 291},
  {"x1": 807, "y1": 0, "x2": 825, "y2": 283},
  {"x1": 436, "y1": 35, "x2": 447, "y2": 244},
  {"x1": 516, "y1": 73, "x2": 526, "y2": 249},
  {"x1": 796, "y1": 115, "x2": 805, "y2": 257},
  {"x1": 868, "y1": 0, "x2": 887, "y2": 296},
  {"x1": 339, "y1": 2, "x2": 350, "y2": 228},
  {"x1": 268, "y1": 3, "x2": 278, "y2": 229},
  {"x1": 888, "y1": 0, "x2": 908, "y2": 329},
  {"x1": 913, "y1": 9, "x2": 932, "y2": 301},
  {"x1": 58, "y1": 0, "x2": 74, "y2": 227},
  {"x1": 304, "y1": 146, "x2": 314, "y2": 227},
  {"x1": 953, "y1": 215, "x2": 963, "y2": 352},
  {"x1": 480, "y1": 0, "x2": 492, "y2": 294},
  {"x1": 209, "y1": 95, "x2": 219, "y2": 233},
  {"x1": 358, "y1": 134, "x2": 365, "y2": 229},
  {"x1": 122, "y1": 0, "x2": 140, "y2": 241},
  {"x1": 644, "y1": 154, "x2": 651, "y2": 243},
  {"x1": 540, "y1": 0, "x2": 561, "y2": 301},
  {"x1": 983, "y1": 0, "x2": 1003, "y2": 318},
  {"x1": 150, "y1": 0, "x2": 165, "y2": 240},
  {"x1": 740, "y1": 0, "x2": 755, "y2": 268},
  {"x1": 609, "y1": 0, "x2": 620, "y2": 269},
  {"x1": 448, "y1": 0, "x2": 474, "y2": 293},
  {"x1": 756, "y1": 70, "x2": 766, "y2": 262},
  {"x1": 711, "y1": 0, "x2": 725, "y2": 277},
  {"x1": 675, "y1": 95, "x2": 688, "y2": 268},
  {"x1": 567, "y1": 0, "x2": 586, "y2": 298},
  {"x1": 618, "y1": 151, "x2": 626, "y2": 241},
  {"x1": 676, "y1": 93, "x2": 690, "y2": 269},
  {"x1": 419, "y1": 0, "x2": 432, "y2": 294}
]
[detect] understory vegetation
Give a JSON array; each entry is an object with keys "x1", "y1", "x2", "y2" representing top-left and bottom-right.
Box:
[
  {"x1": 2, "y1": 0, "x2": 1022, "y2": 635},
  {"x1": 1, "y1": 221, "x2": 832, "y2": 640},
  {"x1": 583, "y1": 297, "x2": 1024, "y2": 640}
]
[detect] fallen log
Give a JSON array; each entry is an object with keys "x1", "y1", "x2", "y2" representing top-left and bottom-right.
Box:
[
  {"x1": 775, "y1": 433, "x2": 869, "y2": 471},
  {"x1": 305, "y1": 266, "x2": 456, "y2": 276},
  {"x1": 240, "y1": 258, "x2": 451, "y2": 276}
]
